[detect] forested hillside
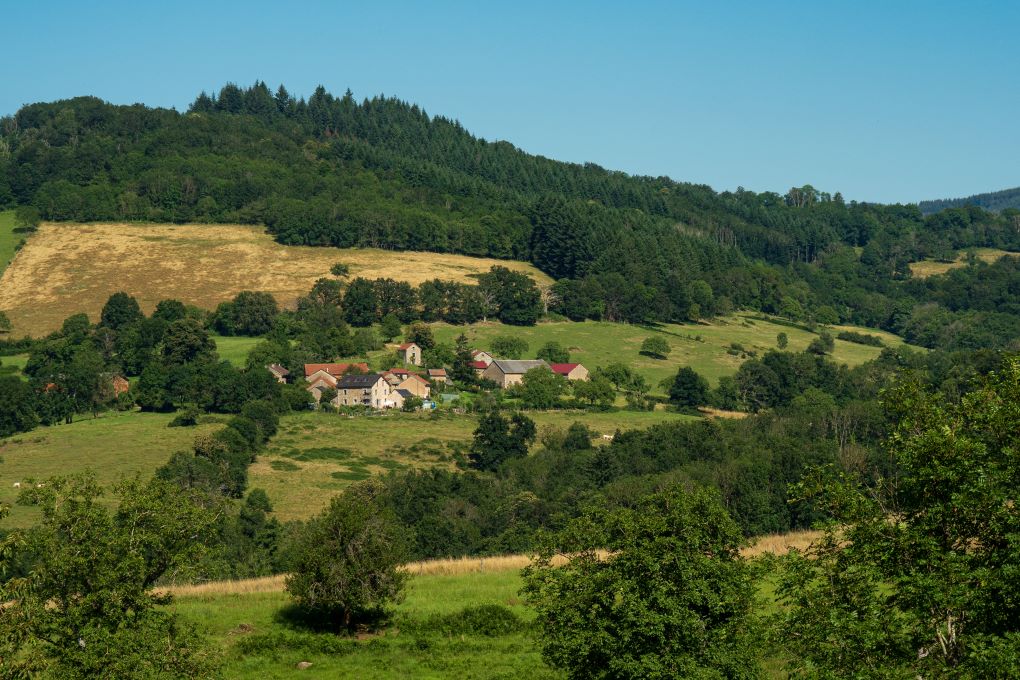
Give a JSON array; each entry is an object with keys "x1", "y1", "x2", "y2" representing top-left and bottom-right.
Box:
[
  {"x1": 3, "y1": 82, "x2": 1020, "y2": 347},
  {"x1": 920, "y1": 185, "x2": 1020, "y2": 214}
]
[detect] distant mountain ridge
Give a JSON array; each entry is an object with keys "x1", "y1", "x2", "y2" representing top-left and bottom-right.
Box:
[{"x1": 919, "y1": 186, "x2": 1020, "y2": 215}]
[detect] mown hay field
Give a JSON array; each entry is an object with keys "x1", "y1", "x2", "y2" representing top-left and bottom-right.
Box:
[
  {"x1": 249, "y1": 409, "x2": 696, "y2": 523},
  {"x1": 908, "y1": 247, "x2": 1020, "y2": 278},
  {"x1": 0, "y1": 222, "x2": 552, "y2": 337}
]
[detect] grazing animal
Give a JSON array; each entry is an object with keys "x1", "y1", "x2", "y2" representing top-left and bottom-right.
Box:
[
  {"x1": 601, "y1": 434, "x2": 614, "y2": 441},
  {"x1": 12, "y1": 482, "x2": 20, "y2": 489}
]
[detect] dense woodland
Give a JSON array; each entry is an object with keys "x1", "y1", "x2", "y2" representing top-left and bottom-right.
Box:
[
  {"x1": 3, "y1": 83, "x2": 1020, "y2": 348},
  {"x1": 920, "y1": 185, "x2": 1020, "y2": 214}
]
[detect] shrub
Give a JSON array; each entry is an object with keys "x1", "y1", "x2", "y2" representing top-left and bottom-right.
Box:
[
  {"x1": 640, "y1": 336, "x2": 670, "y2": 359},
  {"x1": 286, "y1": 482, "x2": 409, "y2": 630},
  {"x1": 835, "y1": 330, "x2": 884, "y2": 347}
]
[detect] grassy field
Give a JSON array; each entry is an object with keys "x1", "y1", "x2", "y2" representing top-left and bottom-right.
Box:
[
  {"x1": 0, "y1": 210, "x2": 20, "y2": 277},
  {"x1": 250, "y1": 409, "x2": 695, "y2": 523},
  {"x1": 0, "y1": 411, "x2": 220, "y2": 528},
  {"x1": 213, "y1": 335, "x2": 264, "y2": 367},
  {"x1": 909, "y1": 247, "x2": 1020, "y2": 278},
  {"x1": 173, "y1": 570, "x2": 554, "y2": 679},
  {"x1": 169, "y1": 531, "x2": 818, "y2": 678},
  {"x1": 0, "y1": 223, "x2": 553, "y2": 337},
  {"x1": 433, "y1": 313, "x2": 911, "y2": 389}
]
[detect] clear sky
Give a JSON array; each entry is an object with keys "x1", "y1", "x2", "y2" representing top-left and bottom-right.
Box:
[{"x1": 2, "y1": 1, "x2": 1017, "y2": 203}]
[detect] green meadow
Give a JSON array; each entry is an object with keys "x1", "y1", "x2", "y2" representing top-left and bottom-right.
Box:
[
  {"x1": 249, "y1": 408, "x2": 694, "y2": 523},
  {"x1": 432, "y1": 313, "x2": 910, "y2": 390},
  {"x1": 172, "y1": 570, "x2": 556, "y2": 680},
  {"x1": 0, "y1": 209, "x2": 21, "y2": 276},
  {"x1": 0, "y1": 411, "x2": 221, "y2": 527}
]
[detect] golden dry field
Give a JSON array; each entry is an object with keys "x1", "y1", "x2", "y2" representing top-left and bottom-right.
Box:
[
  {"x1": 0, "y1": 223, "x2": 552, "y2": 336},
  {"x1": 908, "y1": 247, "x2": 1020, "y2": 278}
]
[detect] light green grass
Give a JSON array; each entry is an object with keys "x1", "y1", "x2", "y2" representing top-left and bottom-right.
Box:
[
  {"x1": 173, "y1": 570, "x2": 555, "y2": 679},
  {"x1": 171, "y1": 566, "x2": 793, "y2": 678},
  {"x1": 433, "y1": 313, "x2": 911, "y2": 390},
  {"x1": 0, "y1": 210, "x2": 20, "y2": 276},
  {"x1": 250, "y1": 408, "x2": 694, "y2": 523},
  {"x1": 0, "y1": 411, "x2": 220, "y2": 527},
  {"x1": 0, "y1": 353, "x2": 28, "y2": 378},
  {"x1": 212, "y1": 335, "x2": 264, "y2": 367}
]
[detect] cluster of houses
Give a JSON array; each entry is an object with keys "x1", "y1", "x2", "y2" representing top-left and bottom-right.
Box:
[{"x1": 266, "y1": 341, "x2": 588, "y2": 411}]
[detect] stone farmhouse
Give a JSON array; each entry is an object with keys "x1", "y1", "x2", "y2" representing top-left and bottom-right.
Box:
[
  {"x1": 482, "y1": 359, "x2": 549, "y2": 388},
  {"x1": 550, "y1": 363, "x2": 589, "y2": 381},
  {"x1": 335, "y1": 373, "x2": 396, "y2": 409},
  {"x1": 266, "y1": 364, "x2": 290, "y2": 383},
  {"x1": 397, "y1": 342, "x2": 423, "y2": 366}
]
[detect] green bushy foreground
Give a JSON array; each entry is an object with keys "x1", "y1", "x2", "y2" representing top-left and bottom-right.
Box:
[{"x1": 172, "y1": 572, "x2": 558, "y2": 679}]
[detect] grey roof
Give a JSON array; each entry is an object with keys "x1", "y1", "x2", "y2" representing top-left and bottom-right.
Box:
[
  {"x1": 267, "y1": 363, "x2": 290, "y2": 376},
  {"x1": 337, "y1": 374, "x2": 382, "y2": 389},
  {"x1": 489, "y1": 359, "x2": 549, "y2": 375},
  {"x1": 396, "y1": 389, "x2": 414, "y2": 398}
]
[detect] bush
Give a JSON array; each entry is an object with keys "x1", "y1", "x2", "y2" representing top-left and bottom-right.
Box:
[
  {"x1": 286, "y1": 483, "x2": 409, "y2": 630},
  {"x1": 168, "y1": 406, "x2": 200, "y2": 427},
  {"x1": 403, "y1": 605, "x2": 525, "y2": 637},
  {"x1": 836, "y1": 330, "x2": 884, "y2": 347},
  {"x1": 640, "y1": 336, "x2": 670, "y2": 359},
  {"x1": 490, "y1": 335, "x2": 528, "y2": 359}
]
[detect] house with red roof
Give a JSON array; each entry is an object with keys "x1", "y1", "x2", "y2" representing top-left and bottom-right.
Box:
[
  {"x1": 550, "y1": 363, "x2": 589, "y2": 381},
  {"x1": 470, "y1": 349, "x2": 494, "y2": 366},
  {"x1": 397, "y1": 342, "x2": 422, "y2": 366},
  {"x1": 303, "y1": 363, "x2": 370, "y2": 379},
  {"x1": 469, "y1": 360, "x2": 489, "y2": 377}
]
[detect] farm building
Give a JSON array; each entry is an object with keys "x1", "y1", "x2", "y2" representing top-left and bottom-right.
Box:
[
  {"x1": 111, "y1": 375, "x2": 130, "y2": 396},
  {"x1": 335, "y1": 373, "x2": 394, "y2": 409},
  {"x1": 470, "y1": 349, "x2": 494, "y2": 366},
  {"x1": 303, "y1": 363, "x2": 370, "y2": 379},
  {"x1": 266, "y1": 364, "x2": 290, "y2": 383},
  {"x1": 482, "y1": 359, "x2": 549, "y2": 388},
  {"x1": 427, "y1": 368, "x2": 448, "y2": 385},
  {"x1": 382, "y1": 370, "x2": 431, "y2": 399},
  {"x1": 550, "y1": 363, "x2": 589, "y2": 381},
  {"x1": 397, "y1": 342, "x2": 423, "y2": 366},
  {"x1": 469, "y1": 360, "x2": 489, "y2": 376}
]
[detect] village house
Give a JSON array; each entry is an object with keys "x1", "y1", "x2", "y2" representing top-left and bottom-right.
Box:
[
  {"x1": 111, "y1": 375, "x2": 130, "y2": 396},
  {"x1": 470, "y1": 349, "x2": 494, "y2": 366},
  {"x1": 382, "y1": 369, "x2": 432, "y2": 399},
  {"x1": 426, "y1": 368, "x2": 448, "y2": 385},
  {"x1": 304, "y1": 363, "x2": 371, "y2": 403},
  {"x1": 481, "y1": 359, "x2": 549, "y2": 388},
  {"x1": 469, "y1": 360, "x2": 489, "y2": 377},
  {"x1": 397, "y1": 342, "x2": 423, "y2": 366},
  {"x1": 266, "y1": 364, "x2": 290, "y2": 384},
  {"x1": 550, "y1": 363, "x2": 589, "y2": 381},
  {"x1": 335, "y1": 373, "x2": 394, "y2": 409}
]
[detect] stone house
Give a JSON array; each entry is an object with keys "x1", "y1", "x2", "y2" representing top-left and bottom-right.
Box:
[
  {"x1": 481, "y1": 359, "x2": 550, "y2": 388},
  {"x1": 397, "y1": 342, "x2": 423, "y2": 366},
  {"x1": 426, "y1": 368, "x2": 448, "y2": 385},
  {"x1": 267, "y1": 364, "x2": 290, "y2": 383},
  {"x1": 335, "y1": 373, "x2": 394, "y2": 409},
  {"x1": 550, "y1": 363, "x2": 589, "y2": 381}
]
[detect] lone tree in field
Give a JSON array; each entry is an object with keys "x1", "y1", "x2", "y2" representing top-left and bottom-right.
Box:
[
  {"x1": 523, "y1": 485, "x2": 760, "y2": 679},
  {"x1": 490, "y1": 335, "x2": 528, "y2": 359},
  {"x1": 776, "y1": 359, "x2": 1020, "y2": 678},
  {"x1": 640, "y1": 336, "x2": 671, "y2": 359},
  {"x1": 286, "y1": 482, "x2": 408, "y2": 631},
  {"x1": 0, "y1": 310, "x2": 11, "y2": 334},
  {"x1": 0, "y1": 474, "x2": 219, "y2": 677},
  {"x1": 776, "y1": 332, "x2": 788, "y2": 349},
  {"x1": 536, "y1": 340, "x2": 570, "y2": 364},
  {"x1": 330, "y1": 262, "x2": 351, "y2": 279},
  {"x1": 668, "y1": 366, "x2": 709, "y2": 409}
]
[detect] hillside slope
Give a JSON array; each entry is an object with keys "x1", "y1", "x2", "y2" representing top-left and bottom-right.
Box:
[
  {"x1": 919, "y1": 186, "x2": 1020, "y2": 214},
  {"x1": 0, "y1": 222, "x2": 550, "y2": 336}
]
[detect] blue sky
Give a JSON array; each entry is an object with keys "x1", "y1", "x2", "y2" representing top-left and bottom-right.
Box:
[{"x1": 2, "y1": 1, "x2": 1017, "y2": 203}]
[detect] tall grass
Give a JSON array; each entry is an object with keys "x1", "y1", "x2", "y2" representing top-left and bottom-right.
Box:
[{"x1": 163, "y1": 530, "x2": 822, "y2": 598}]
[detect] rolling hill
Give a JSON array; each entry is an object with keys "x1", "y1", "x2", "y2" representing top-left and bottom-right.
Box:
[{"x1": 919, "y1": 186, "x2": 1020, "y2": 214}]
